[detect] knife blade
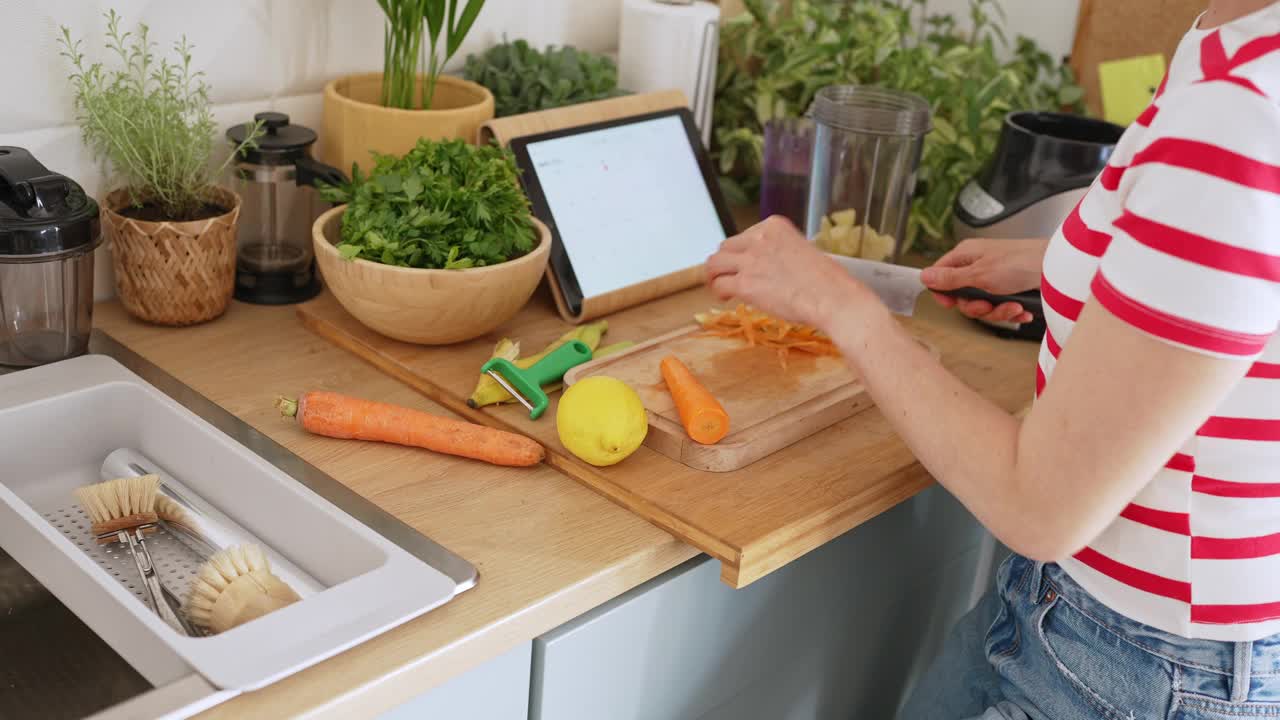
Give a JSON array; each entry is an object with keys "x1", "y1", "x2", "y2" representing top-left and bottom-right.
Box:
[{"x1": 826, "y1": 254, "x2": 1037, "y2": 317}]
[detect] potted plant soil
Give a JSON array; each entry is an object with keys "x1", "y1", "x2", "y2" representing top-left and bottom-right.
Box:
[
  {"x1": 61, "y1": 11, "x2": 261, "y2": 326},
  {"x1": 320, "y1": 0, "x2": 495, "y2": 177}
]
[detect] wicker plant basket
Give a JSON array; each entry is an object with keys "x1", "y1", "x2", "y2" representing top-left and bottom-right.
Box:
[{"x1": 102, "y1": 187, "x2": 241, "y2": 326}]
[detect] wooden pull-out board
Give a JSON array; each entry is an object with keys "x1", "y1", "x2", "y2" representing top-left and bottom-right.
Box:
[
  {"x1": 565, "y1": 325, "x2": 873, "y2": 472},
  {"x1": 297, "y1": 287, "x2": 1037, "y2": 588}
]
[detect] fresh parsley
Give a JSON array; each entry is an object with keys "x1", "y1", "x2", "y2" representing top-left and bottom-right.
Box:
[
  {"x1": 318, "y1": 139, "x2": 536, "y2": 270},
  {"x1": 463, "y1": 39, "x2": 625, "y2": 118}
]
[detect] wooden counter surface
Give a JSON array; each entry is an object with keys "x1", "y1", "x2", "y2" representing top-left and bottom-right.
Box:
[{"x1": 92, "y1": 300, "x2": 698, "y2": 720}]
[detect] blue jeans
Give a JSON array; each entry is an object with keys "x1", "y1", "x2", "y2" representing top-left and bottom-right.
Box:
[{"x1": 901, "y1": 554, "x2": 1280, "y2": 719}]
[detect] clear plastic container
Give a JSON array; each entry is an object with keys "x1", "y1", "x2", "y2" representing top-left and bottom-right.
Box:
[
  {"x1": 806, "y1": 86, "x2": 931, "y2": 263},
  {"x1": 760, "y1": 117, "x2": 814, "y2": 229}
]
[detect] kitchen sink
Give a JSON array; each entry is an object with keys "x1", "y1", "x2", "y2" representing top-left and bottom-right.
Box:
[{"x1": 0, "y1": 331, "x2": 477, "y2": 719}]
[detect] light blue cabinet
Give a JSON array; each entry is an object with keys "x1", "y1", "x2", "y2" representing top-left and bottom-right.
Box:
[
  {"x1": 376, "y1": 641, "x2": 532, "y2": 720},
  {"x1": 529, "y1": 485, "x2": 989, "y2": 720}
]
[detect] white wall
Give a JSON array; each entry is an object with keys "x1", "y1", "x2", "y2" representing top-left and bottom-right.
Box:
[
  {"x1": 0, "y1": 0, "x2": 624, "y2": 300},
  {"x1": 0, "y1": 0, "x2": 1076, "y2": 301},
  {"x1": 921, "y1": 0, "x2": 1081, "y2": 63}
]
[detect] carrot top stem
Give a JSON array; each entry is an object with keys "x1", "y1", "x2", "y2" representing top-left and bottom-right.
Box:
[{"x1": 275, "y1": 396, "x2": 299, "y2": 418}]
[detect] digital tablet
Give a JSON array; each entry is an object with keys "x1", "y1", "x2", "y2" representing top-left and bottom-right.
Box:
[{"x1": 510, "y1": 108, "x2": 736, "y2": 317}]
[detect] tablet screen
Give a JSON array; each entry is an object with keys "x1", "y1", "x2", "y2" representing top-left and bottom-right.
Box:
[{"x1": 522, "y1": 114, "x2": 729, "y2": 299}]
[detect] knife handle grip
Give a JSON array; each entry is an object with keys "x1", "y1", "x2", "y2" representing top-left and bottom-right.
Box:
[{"x1": 942, "y1": 287, "x2": 1042, "y2": 312}]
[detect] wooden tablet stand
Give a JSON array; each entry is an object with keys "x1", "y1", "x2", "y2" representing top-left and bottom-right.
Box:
[{"x1": 480, "y1": 90, "x2": 709, "y2": 325}]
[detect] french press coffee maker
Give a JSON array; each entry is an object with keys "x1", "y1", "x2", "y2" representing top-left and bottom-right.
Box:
[{"x1": 226, "y1": 112, "x2": 345, "y2": 304}]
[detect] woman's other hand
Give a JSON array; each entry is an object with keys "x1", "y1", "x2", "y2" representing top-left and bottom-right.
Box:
[
  {"x1": 705, "y1": 216, "x2": 875, "y2": 332},
  {"x1": 920, "y1": 237, "x2": 1048, "y2": 324}
]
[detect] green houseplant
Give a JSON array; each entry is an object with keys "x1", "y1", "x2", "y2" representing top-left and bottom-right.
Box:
[
  {"x1": 60, "y1": 10, "x2": 261, "y2": 326},
  {"x1": 321, "y1": 0, "x2": 496, "y2": 178},
  {"x1": 463, "y1": 39, "x2": 625, "y2": 117},
  {"x1": 311, "y1": 138, "x2": 550, "y2": 345},
  {"x1": 714, "y1": 0, "x2": 1084, "y2": 255}
]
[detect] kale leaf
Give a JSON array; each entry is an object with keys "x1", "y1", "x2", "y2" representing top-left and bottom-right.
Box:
[{"x1": 463, "y1": 38, "x2": 625, "y2": 118}]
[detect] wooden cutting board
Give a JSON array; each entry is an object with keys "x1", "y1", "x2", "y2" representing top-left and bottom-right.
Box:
[
  {"x1": 564, "y1": 325, "x2": 875, "y2": 472},
  {"x1": 297, "y1": 287, "x2": 1038, "y2": 588}
]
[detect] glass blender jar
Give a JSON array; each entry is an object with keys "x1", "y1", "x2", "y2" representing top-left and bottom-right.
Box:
[
  {"x1": 0, "y1": 147, "x2": 101, "y2": 367},
  {"x1": 806, "y1": 86, "x2": 932, "y2": 264},
  {"x1": 226, "y1": 113, "x2": 345, "y2": 304}
]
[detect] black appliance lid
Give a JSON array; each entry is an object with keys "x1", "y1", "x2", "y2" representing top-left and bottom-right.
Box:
[
  {"x1": 0, "y1": 147, "x2": 100, "y2": 257},
  {"x1": 227, "y1": 112, "x2": 317, "y2": 165},
  {"x1": 954, "y1": 112, "x2": 1126, "y2": 228}
]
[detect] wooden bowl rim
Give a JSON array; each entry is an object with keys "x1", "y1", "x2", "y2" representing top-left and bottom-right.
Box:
[
  {"x1": 312, "y1": 204, "x2": 550, "y2": 278},
  {"x1": 323, "y1": 73, "x2": 495, "y2": 118}
]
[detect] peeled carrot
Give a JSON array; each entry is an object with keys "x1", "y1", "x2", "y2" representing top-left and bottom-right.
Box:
[
  {"x1": 659, "y1": 356, "x2": 730, "y2": 445},
  {"x1": 275, "y1": 391, "x2": 544, "y2": 467}
]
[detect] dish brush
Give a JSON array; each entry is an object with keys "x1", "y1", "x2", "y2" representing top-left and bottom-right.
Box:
[
  {"x1": 187, "y1": 544, "x2": 302, "y2": 634},
  {"x1": 74, "y1": 475, "x2": 193, "y2": 635}
]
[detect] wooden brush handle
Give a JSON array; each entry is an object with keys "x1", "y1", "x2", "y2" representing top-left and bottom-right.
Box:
[
  {"x1": 92, "y1": 515, "x2": 159, "y2": 544},
  {"x1": 208, "y1": 570, "x2": 302, "y2": 634}
]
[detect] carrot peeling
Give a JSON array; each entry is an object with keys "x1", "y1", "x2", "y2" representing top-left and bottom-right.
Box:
[
  {"x1": 659, "y1": 356, "x2": 730, "y2": 445},
  {"x1": 694, "y1": 305, "x2": 840, "y2": 367},
  {"x1": 276, "y1": 391, "x2": 544, "y2": 467}
]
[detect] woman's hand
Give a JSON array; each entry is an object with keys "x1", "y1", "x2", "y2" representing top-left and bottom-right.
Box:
[
  {"x1": 921, "y1": 237, "x2": 1048, "y2": 324},
  {"x1": 705, "y1": 216, "x2": 880, "y2": 332}
]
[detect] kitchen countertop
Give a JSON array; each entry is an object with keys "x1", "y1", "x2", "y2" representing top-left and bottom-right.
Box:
[
  {"x1": 89, "y1": 280, "x2": 1035, "y2": 718},
  {"x1": 91, "y1": 298, "x2": 697, "y2": 720}
]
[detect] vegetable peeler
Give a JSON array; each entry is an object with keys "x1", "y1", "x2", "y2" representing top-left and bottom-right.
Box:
[{"x1": 481, "y1": 340, "x2": 593, "y2": 420}]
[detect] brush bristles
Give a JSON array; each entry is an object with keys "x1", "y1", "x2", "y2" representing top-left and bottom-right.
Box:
[
  {"x1": 155, "y1": 495, "x2": 194, "y2": 530},
  {"x1": 74, "y1": 475, "x2": 160, "y2": 526},
  {"x1": 186, "y1": 544, "x2": 272, "y2": 628}
]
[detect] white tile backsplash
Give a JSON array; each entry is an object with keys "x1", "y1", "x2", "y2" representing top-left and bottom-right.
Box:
[{"x1": 0, "y1": 0, "x2": 626, "y2": 300}]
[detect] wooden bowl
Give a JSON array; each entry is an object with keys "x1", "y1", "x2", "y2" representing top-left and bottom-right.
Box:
[{"x1": 313, "y1": 205, "x2": 550, "y2": 345}]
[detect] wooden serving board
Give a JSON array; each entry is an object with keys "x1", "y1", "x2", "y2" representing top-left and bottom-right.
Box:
[
  {"x1": 297, "y1": 286, "x2": 1038, "y2": 588},
  {"x1": 564, "y1": 325, "x2": 874, "y2": 472}
]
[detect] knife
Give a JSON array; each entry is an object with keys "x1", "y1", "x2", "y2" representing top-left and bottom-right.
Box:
[{"x1": 827, "y1": 254, "x2": 1040, "y2": 318}]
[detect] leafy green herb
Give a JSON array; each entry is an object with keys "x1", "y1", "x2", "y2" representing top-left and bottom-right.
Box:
[
  {"x1": 376, "y1": 0, "x2": 487, "y2": 110},
  {"x1": 714, "y1": 0, "x2": 1084, "y2": 254},
  {"x1": 318, "y1": 139, "x2": 536, "y2": 269},
  {"x1": 463, "y1": 39, "x2": 625, "y2": 117},
  {"x1": 59, "y1": 10, "x2": 262, "y2": 220}
]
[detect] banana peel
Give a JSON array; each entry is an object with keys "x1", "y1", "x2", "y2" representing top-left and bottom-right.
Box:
[{"x1": 466, "y1": 321, "x2": 630, "y2": 408}]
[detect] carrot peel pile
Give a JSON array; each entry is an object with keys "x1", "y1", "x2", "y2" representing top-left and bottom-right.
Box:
[{"x1": 694, "y1": 305, "x2": 840, "y2": 368}]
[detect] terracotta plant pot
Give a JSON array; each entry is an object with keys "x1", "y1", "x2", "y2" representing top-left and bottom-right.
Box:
[
  {"x1": 319, "y1": 73, "x2": 496, "y2": 175},
  {"x1": 313, "y1": 204, "x2": 550, "y2": 345},
  {"x1": 101, "y1": 187, "x2": 240, "y2": 326}
]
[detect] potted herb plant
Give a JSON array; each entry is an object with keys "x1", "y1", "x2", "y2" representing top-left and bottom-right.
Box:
[
  {"x1": 463, "y1": 38, "x2": 625, "y2": 117},
  {"x1": 61, "y1": 11, "x2": 261, "y2": 326},
  {"x1": 312, "y1": 138, "x2": 550, "y2": 345},
  {"x1": 320, "y1": 0, "x2": 495, "y2": 178}
]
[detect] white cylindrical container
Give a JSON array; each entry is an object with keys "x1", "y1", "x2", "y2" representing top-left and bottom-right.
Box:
[{"x1": 618, "y1": 0, "x2": 720, "y2": 147}]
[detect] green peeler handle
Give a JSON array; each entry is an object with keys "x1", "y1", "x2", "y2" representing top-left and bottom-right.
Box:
[{"x1": 525, "y1": 340, "x2": 593, "y2": 386}]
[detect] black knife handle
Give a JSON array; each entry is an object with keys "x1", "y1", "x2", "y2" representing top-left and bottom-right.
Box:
[{"x1": 939, "y1": 287, "x2": 1042, "y2": 312}]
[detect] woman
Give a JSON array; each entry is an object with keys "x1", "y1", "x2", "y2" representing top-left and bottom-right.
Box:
[{"x1": 706, "y1": 1, "x2": 1280, "y2": 717}]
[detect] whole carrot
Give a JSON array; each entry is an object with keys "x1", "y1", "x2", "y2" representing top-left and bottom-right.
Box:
[
  {"x1": 275, "y1": 391, "x2": 545, "y2": 467},
  {"x1": 659, "y1": 355, "x2": 730, "y2": 445}
]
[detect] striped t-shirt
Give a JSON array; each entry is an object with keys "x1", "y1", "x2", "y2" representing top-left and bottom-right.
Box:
[{"x1": 1042, "y1": 9, "x2": 1280, "y2": 641}]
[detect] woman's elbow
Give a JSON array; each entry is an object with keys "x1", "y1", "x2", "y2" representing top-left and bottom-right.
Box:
[{"x1": 995, "y1": 523, "x2": 1091, "y2": 565}]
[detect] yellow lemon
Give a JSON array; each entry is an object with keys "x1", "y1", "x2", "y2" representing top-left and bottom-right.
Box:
[{"x1": 557, "y1": 376, "x2": 648, "y2": 467}]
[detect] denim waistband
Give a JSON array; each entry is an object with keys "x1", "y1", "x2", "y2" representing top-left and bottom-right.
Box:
[{"x1": 1015, "y1": 555, "x2": 1280, "y2": 678}]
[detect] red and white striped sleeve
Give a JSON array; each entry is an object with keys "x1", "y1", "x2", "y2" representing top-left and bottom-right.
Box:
[{"x1": 1093, "y1": 80, "x2": 1280, "y2": 357}]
